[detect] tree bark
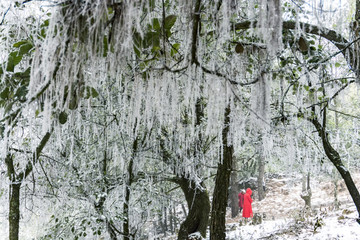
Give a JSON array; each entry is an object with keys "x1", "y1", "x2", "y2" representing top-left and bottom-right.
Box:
[
  {"x1": 257, "y1": 137, "x2": 265, "y2": 201},
  {"x1": 191, "y1": 0, "x2": 201, "y2": 64},
  {"x1": 300, "y1": 172, "x2": 312, "y2": 208},
  {"x1": 176, "y1": 177, "x2": 210, "y2": 240},
  {"x1": 123, "y1": 137, "x2": 137, "y2": 240},
  {"x1": 9, "y1": 183, "x2": 21, "y2": 240},
  {"x1": 210, "y1": 104, "x2": 233, "y2": 240},
  {"x1": 229, "y1": 157, "x2": 239, "y2": 218}
]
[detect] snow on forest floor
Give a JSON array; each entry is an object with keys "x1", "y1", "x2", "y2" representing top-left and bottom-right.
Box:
[
  {"x1": 163, "y1": 172, "x2": 360, "y2": 240},
  {"x1": 224, "y1": 172, "x2": 360, "y2": 239}
]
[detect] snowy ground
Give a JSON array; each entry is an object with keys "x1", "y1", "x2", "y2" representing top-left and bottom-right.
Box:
[
  {"x1": 1, "y1": 172, "x2": 360, "y2": 239},
  {"x1": 224, "y1": 172, "x2": 360, "y2": 240},
  {"x1": 162, "y1": 172, "x2": 360, "y2": 240},
  {"x1": 226, "y1": 206, "x2": 360, "y2": 240}
]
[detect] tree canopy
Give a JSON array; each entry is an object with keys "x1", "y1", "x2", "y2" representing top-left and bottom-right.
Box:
[{"x1": 1, "y1": 0, "x2": 360, "y2": 239}]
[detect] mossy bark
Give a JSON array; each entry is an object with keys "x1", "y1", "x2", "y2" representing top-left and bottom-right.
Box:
[
  {"x1": 210, "y1": 104, "x2": 233, "y2": 240},
  {"x1": 176, "y1": 177, "x2": 210, "y2": 240}
]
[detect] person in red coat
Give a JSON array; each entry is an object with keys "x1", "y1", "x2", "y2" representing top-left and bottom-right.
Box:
[
  {"x1": 242, "y1": 188, "x2": 253, "y2": 219},
  {"x1": 238, "y1": 189, "x2": 245, "y2": 213}
]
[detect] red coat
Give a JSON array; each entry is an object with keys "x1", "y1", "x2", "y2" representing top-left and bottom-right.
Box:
[
  {"x1": 242, "y1": 188, "x2": 253, "y2": 218},
  {"x1": 238, "y1": 192, "x2": 245, "y2": 208}
]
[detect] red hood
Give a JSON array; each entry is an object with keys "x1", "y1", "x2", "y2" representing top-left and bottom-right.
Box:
[{"x1": 246, "y1": 188, "x2": 252, "y2": 195}]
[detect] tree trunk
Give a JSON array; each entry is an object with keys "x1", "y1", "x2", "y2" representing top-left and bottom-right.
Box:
[
  {"x1": 169, "y1": 206, "x2": 174, "y2": 234},
  {"x1": 176, "y1": 177, "x2": 210, "y2": 240},
  {"x1": 9, "y1": 183, "x2": 21, "y2": 240},
  {"x1": 123, "y1": 179, "x2": 131, "y2": 240},
  {"x1": 300, "y1": 172, "x2": 312, "y2": 208},
  {"x1": 5, "y1": 131, "x2": 52, "y2": 240},
  {"x1": 229, "y1": 157, "x2": 239, "y2": 218},
  {"x1": 257, "y1": 138, "x2": 265, "y2": 201},
  {"x1": 210, "y1": 104, "x2": 233, "y2": 240},
  {"x1": 311, "y1": 118, "x2": 360, "y2": 223},
  {"x1": 333, "y1": 170, "x2": 340, "y2": 210}
]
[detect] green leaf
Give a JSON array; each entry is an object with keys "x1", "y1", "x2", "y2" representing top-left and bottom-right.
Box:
[
  {"x1": 144, "y1": 31, "x2": 160, "y2": 48},
  {"x1": 4, "y1": 102, "x2": 14, "y2": 114},
  {"x1": 134, "y1": 45, "x2": 141, "y2": 58},
  {"x1": 164, "y1": 15, "x2": 177, "y2": 30},
  {"x1": 170, "y1": 43, "x2": 180, "y2": 56},
  {"x1": 304, "y1": 85, "x2": 310, "y2": 91},
  {"x1": 91, "y1": 87, "x2": 98, "y2": 98},
  {"x1": 152, "y1": 18, "x2": 161, "y2": 31},
  {"x1": 335, "y1": 62, "x2": 341, "y2": 68},
  {"x1": 59, "y1": 111, "x2": 68, "y2": 124},
  {"x1": 0, "y1": 87, "x2": 10, "y2": 99},
  {"x1": 13, "y1": 40, "x2": 29, "y2": 48},
  {"x1": 103, "y1": 35, "x2": 108, "y2": 57},
  {"x1": 6, "y1": 51, "x2": 23, "y2": 72},
  {"x1": 15, "y1": 85, "x2": 28, "y2": 102},
  {"x1": 133, "y1": 31, "x2": 143, "y2": 48}
]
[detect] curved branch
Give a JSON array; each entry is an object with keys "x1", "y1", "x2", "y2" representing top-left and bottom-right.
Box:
[
  {"x1": 233, "y1": 20, "x2": 359, "y2": 73},
  {"x1": 233, "y1": 20, "x2": 348, "y2": 49}
]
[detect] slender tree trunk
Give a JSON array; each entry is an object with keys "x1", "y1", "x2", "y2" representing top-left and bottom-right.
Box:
[
  {"x1": 257, "y1": 137, "x2": 265, "y2": 201},
  {"x1": 123, "y1": 138, "x2": 137, "y2": 240},
  {"x1": 123, "y1": 155, "x2": 133, "y2": 240},
  {"x1": 210, "y1": 104, "x2": 233, "y2": 240},
  {"x1": 333, "y1": 170, "x2": 340, "y2": 210},
  {"x1": 169, "y1": 206, "x2": 174, "y2": 234},
  {"x1": 229, "y1": 157, "x2": 239, "y2": 218},
  {"x1": 9, "y1": 183, "x2": 21, "y2": 240},
  {"x1": 5, "y1": 131, "x2": 51, "y2": 240},
  {"x1": 123, "y1": 165, "x2": 132, "y2": 240},
  {"x1": 300, "y1": 172, "x2": 312, "y2": 208},
  {"x1": 176, "y1": 177, "x2": 210, "y2": 240},
  {"x1": 310, "y1": 118, "x2": 360, "y2": 223}
]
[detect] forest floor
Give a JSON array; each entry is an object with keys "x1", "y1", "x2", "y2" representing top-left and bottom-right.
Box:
[
  {"x1": 225, "y1": 171, "x2": 360, "y2": 239},
  {"x1": 162, "y1": 171, "x2": 360, "y2": 239}
]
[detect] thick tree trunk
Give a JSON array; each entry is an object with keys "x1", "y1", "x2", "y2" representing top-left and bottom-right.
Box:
[
  {"x1": 311, "y1": 118, "x2": 360, "y2": 223},
  {"x1": 176, "y1": 177, "x2": 210, "y2": 240},
  {"x1": 9, "y1": 183, "x2": 21, "y2": 240},
  {"x1": 210, "y1": 104, "x2": 233, "y2": 240}
]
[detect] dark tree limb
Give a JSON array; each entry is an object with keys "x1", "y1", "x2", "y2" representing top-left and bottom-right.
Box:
[
  {"x1": 309, "y1": 116, "x2": 360, "y2": 223},
  {"x1": 191, "y1": 0, "x2": 202, "y2": 64},
  {"x1": 233, "y1": 20, "x2": 360, "y2": 75}
]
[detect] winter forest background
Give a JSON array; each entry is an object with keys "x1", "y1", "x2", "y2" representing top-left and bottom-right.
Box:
[{"x1": 1, "y1": 0, "x2": 360, "y2": 239}]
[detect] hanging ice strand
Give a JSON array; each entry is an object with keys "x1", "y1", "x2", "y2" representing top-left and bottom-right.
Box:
[
  {"x1": 258, "y1": 0, "x2": 283, "y2": 56},
  {"x1": 250, "y1": 0, "x2": 282, "y2": 200}
]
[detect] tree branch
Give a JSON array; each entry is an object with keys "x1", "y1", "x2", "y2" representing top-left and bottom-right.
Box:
[
  {"x1": 191, "y1": 0, "x2": 202, "y2": 64},
  {"x1": 233, "y1": 20, "x2": 359, "y2": 73},
  {"x1": 20, "y1": 130, "x2": 52, "y2": 180}
]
